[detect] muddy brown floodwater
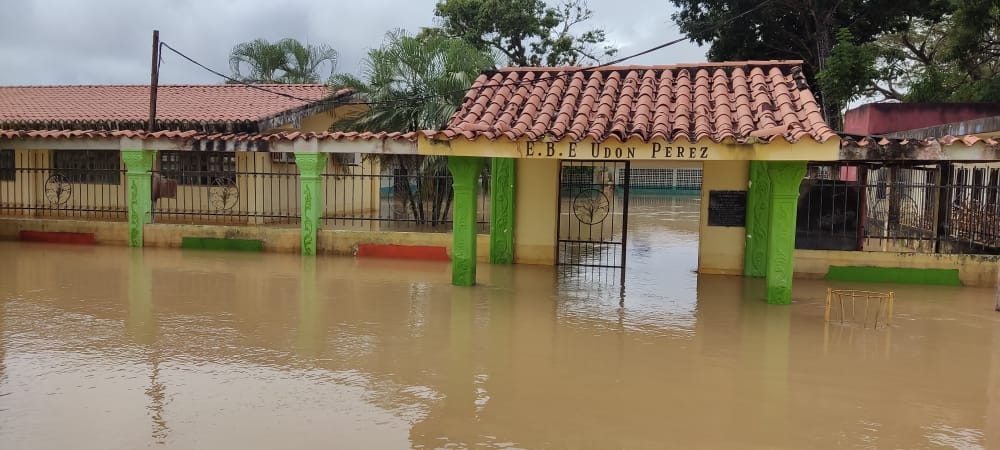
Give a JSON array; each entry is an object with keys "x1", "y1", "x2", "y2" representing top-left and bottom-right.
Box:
[{"x1": 2, "y1": 194, "x2": 999, "y2": 449}]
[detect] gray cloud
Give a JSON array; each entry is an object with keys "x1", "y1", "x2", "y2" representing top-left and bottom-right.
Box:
[{"x1": 0, "y1": 0, "x2": 705, "y2": 85}]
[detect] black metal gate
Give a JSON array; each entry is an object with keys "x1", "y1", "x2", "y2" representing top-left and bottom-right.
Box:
[{"x1": 556, "y1": 160, "x2": 630, "y2": 284}]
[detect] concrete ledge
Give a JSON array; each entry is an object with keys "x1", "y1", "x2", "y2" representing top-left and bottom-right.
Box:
[
  {"x1": 355, "y1": 243, "x2": 450, "y2": 261},
  {"x1": 795, "y1": 249, "x2": 1000, "y2": 287},
  {"x1": 144, "y1": 223, "x2": 300, "y2": 252},
  {"x1": 20, "y1": 230, "x2": 97, "y2": 245},
  {"x1": 825, "y1": 265, "x2": 962, "y2": 286},
  {"x1": 318, "y1": 229, "x2": 491, "y2": 262},
  {"x1": 181, "y1": 237, "x2": 265, "y2": 252},
  {"x1": 0, "y1": 218, "x2": 128, "y2": 245}
]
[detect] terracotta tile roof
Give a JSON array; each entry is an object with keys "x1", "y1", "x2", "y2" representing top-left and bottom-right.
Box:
[
  {"x1": 0, "y1": 85, "x2": 350, "y2": 132},
  {"x1": 0, "y1": 129, "x2": 416, "y2": 143},
  {"x1": 839, "y1": 134, "x2": 1000, "y2": 148},
  {"x1": 437, "y1": 61, "x2": 836, "y2": 144}
]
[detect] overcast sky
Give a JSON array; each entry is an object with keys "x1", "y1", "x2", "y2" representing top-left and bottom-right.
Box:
[{"x1": 0, "y1": 0, "x2": 706, "y2": 85}]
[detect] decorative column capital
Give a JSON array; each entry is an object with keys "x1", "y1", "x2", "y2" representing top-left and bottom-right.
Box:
[
  {"x1": 765, "y1": 161, "x2": 807, "y2": 193},
  {"x1": 294, "y1": 152, "x2": 328, "y2": 178},
  {"x1": 448, "y1": 156, "x2": 485, "y2": 188},
  {"x1": 121, "y1": 149, "x2": 155, "y2": 174}
]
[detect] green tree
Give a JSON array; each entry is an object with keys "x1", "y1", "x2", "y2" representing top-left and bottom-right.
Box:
[
  {"x1": 669, "y1": 0, "x2": 951, "y2": 122},
  {"x1": 431, "y1": 0, "x2": 617, "y2": 66},
  {"x1": 820, "y1": 0, "x2": 1000, "y2": 107},
  {"x1": 229, "y1": 38, "x2": 338, "y2": 84},
  {"x1": 329, "y1": 30, "x2": 496, "y2": 226}
]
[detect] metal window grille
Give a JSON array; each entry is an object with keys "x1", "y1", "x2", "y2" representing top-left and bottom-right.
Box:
[
  {"x1": 797, "y1": 162, "x2": 1000, "y2": 254},
  {"x1": 321, "y1": 156, "x2": 489, "y2": 233},
  {"x1": 159, "y1": 151, "x2": 236, "y2": 186},
  {"x1": 151, "y1": 152, "x2": 300, "y2": 225},
  {"x1": 0, "y1": 149, "x2": 14, "y2": 181},
  {"x1": 0, "y1": 149, "x2": 127, "y2": 220},
  {"x1": 614, "y1": 167, "x2": 702, "y2": 190},
  {"x1": 52, "y1": 150, "x2": 121, "y2": 184}
]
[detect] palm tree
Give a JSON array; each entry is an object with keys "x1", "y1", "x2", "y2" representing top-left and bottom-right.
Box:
[
  {"x1": 277, "y1": 39, "x2": 338, "y2": 84},
  {"x1": 329, "y1": 30, "x2": 496, "y2": 227},
  {"x1": 228, "y1": 38, "x2": 338, "y2": 84}
]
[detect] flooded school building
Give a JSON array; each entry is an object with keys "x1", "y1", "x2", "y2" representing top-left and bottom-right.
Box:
[{"x1": 2, "y1": 62, "x2": 1000, "y2": 448}]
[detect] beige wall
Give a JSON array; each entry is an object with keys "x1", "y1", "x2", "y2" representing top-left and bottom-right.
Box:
[
  {"x1": 697, "y1": 160, "x2": 749, "y2": 275},
  {"x1": 515, "y1": 159, "x2": 559, "y2": 265},
  {"x1": 795, "y1": 249, "x2": 1000, "y2": 287},
  {"x1": 298, "y1": 104, "x2": 367, "y2": 132},
  {"x1": 322, "y1": 158, "x2": 379, "y2": 226}
]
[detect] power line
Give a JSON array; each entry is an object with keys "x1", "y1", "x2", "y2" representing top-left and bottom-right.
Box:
[
  {"x1": 160, "y1": 42, "x2": 327, "y2": 104},
  {"x1": 160, "y1": 0, "x2": 773, "y2": 109}
]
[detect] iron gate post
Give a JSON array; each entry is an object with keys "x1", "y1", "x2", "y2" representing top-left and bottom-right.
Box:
[
  {"x1": 449, "y1": 156, "x2": 486, "y2": 286},
  {"x1": 122, "y1": 149, "x2": 157, "y2": 248},
  {"x1": 765, "y1": 161, "x2": 806, "y2": 305},
  {"x1": 295, "y1": 152, "x2": 328, "y2": 256}
]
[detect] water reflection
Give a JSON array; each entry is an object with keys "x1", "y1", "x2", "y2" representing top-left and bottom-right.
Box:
[{"x1": 1, "y1": 193, "x2": 999, "y2": 449}]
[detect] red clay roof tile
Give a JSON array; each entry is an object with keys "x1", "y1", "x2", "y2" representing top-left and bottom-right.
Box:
[
  {"x1": 442, "y1": 61, "x2": 836, "y2": 142},
  {"x1": 0, "y1": 84, "x2": 348, "y2": 132}
]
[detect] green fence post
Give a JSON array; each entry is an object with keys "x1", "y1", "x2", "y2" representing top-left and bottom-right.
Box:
[
  {"x1": 449, "y1": 156, "x2": 486, "y2": 286},
  {"x1": 122, "y1": 149, "x2": 156, "y2": 248},
  {"x1": 489, "y1": 157, "x2": 516, "y2": 264},
  {"x1": 744, "y1": 161, "x2": 772, "y2": 277},
  {"x1": 765, "y1": 161, "x2": 807, "y2": 304},
  {"x1": 295, "y1": 153, "x2": 327, "y2": 256}
]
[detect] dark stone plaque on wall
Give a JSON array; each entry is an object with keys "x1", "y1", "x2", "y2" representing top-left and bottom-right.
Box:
[{"x1": 707, "y1": 190, "x2": 747, "y2": 227}]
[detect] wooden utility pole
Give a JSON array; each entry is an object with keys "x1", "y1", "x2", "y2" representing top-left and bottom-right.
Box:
[{"x1": 148, "y1": 30, "x2": 160, "y2": 132}]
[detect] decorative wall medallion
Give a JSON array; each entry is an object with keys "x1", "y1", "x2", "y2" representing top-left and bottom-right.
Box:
[
  {"x1": 572, "y1": 188, "x2": 611, "y2": 225},
  {"x1": 44, "y1": 174, "x2": 72, "y2": 205},
  {"x1": 209, "y1": 177, "x2": 239, "y2": 211}
]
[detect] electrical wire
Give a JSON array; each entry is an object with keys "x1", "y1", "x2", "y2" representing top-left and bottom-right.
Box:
[{"x1": 160, "y1": 0, "x2": 773, "y2": 108}]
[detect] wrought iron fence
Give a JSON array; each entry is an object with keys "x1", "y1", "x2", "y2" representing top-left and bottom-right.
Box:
[
  {"x1": 797, "y1": 163, "x2": 1000, "y2": 254},
  {"x1": 321, "y1": 156, "x2": 489, "y2": 233},
  {"x1": 0, "y1": 149, "x2": 127, "y2": 220},
  {"x1": 151, "y1": 151, "x2": 300, "y2": 225}
]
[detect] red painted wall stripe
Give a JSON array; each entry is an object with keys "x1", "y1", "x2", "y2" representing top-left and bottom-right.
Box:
[
  {"x1": 20, "y1": 230, "x2": 97, "y2": 245},
  {"x1": 355, "y1": 244, "x2": 450, "y2": 261}
]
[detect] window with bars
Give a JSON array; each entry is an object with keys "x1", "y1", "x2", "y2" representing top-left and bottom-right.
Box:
[
  {"x1": 159, "y1": 151, "x2": 236, "y2": 186},
  {"x1": 52, "y1": 150, "x2": 121, "y2": 184},
  {"x1": 0, "y1": 149, "x2": 13, "y2": 181}
]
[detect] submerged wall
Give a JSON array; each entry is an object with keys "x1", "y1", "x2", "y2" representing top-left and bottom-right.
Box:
[{"x1": 0, "y1": 218, "x2": 491, "y2": 262}]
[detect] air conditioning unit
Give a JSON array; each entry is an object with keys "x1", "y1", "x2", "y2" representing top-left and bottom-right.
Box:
[
  {"x1": 270, "y1": 152, "x2": 296, "y2": 164},
  {"x1": 332, "y1": 152, "x2": 362, "y2": 167}
]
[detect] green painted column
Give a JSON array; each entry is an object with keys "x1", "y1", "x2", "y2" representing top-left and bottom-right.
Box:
[
  {"x1": 448, "y1": 156, "x2": 486, "y2": 286},
  {"x1": 295, "y1": 152, "x2": 328, "y2": 255},
  {"x1": 744, "y1": 161, "x2": 772, "y2": 278},
  {"x1": 122, "y1": 149, "x2": 156, "y2": 247},
  {"x1": 765, "y1": 161, "x2": 806, "y2": 304},
  {"x1": 489, "y1": 157, "x2": 516, "y2": 264}
]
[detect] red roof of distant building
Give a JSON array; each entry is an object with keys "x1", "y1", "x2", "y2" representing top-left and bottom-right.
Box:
[{"x1": 0, "y1": 84, "x2": 349, "y2": 132}]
